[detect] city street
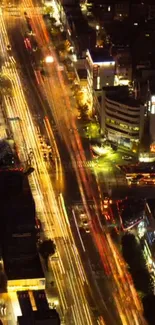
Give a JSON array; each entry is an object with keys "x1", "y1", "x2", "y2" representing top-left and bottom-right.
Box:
[{"x1": 0, "y1": 1, "x2": 148, "y2": 325}]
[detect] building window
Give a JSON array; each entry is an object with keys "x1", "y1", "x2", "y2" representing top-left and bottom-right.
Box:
[
  {"x1": 97, "y1": 76, "x2": 100, "y2": 89},
  {"x1": 93, "y1": 65, "x2": 99, "y2": 78}
]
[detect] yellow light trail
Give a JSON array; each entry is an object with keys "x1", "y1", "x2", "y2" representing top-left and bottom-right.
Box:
[{"x1": 0, "y1": 7, "x2": 95, "y2": 325}]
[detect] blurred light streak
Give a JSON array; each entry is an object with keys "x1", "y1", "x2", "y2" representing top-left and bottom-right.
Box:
[{"x1": 72, "y1": 209, "x2": 86, "y2": 252}]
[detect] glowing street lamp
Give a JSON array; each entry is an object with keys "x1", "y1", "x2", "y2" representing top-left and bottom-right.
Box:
[{"x1": 45, "y1": 55, "x2": 54, "y2": 63}]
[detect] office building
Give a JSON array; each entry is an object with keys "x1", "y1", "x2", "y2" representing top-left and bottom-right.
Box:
[
  {"x1": 86, "y1": 49, "x2": 115, "y2": 90},
  {"x1": 119, "y1": 198, "x2": 146, "y2": 230},
  {"x1": 0, "y1": 169, "x2": 45, "y2": 292},
  {"x1": 17, "y1": 291, "x2": 60, "y2": 325},
  {"x1": 63, "y1": 4, "x2": 96, "y2": 56},
  {"x1": 100, "y1": 86, "x2": 145, "y2": 148}
]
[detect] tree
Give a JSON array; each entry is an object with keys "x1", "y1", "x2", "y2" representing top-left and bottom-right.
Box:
[
  {"x1": 43, "y1": 6, "x2": 54, "y2": 16},
  {"x1": 0, "y1": 76, "x2": 12, "y2": 95},
  {"x1": 50, "y1": 17, "x2": 57, "y2": 25},
  {"x1": 39, "y1": 239, "x2": 56, "y2": 265},
  {"x1": 56, "y1": 42, "x2": 66, "y2": 52}
]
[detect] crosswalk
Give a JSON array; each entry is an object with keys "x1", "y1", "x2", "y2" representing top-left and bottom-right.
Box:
[{"x1": 62, "y1": 160, "x2": 97, "y2": 170}]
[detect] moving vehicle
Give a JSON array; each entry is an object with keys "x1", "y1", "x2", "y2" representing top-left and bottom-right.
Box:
[{"x1": 122, "y1": 155, "x2": 132, "y2": 161}]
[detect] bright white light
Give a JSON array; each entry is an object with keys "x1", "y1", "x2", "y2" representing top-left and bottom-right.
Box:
[
  {"x1": 97, "y1": 76, "x2": 100, "y2": 89},
  {"x1": 93, "y1": 61, "x2": 115, "y2": 66},
  {"x1": 96, "y1": 25, "x2": 100, "y2": 30},
  {"x1": 45, "y1": 55, "x2": 54, "y2": 63},
  {"x1": 54, "y1": 300, "x2": 59, "y2": 306},
  {"x1": 151, "y1": 95, "x2": 155, "y2": 103},
  {"x1": 137, "y1": 221, "x2": 146, "y2": 238},
  {"x1": 91, "y1": 145, "x2": 111, "y2": 156}
]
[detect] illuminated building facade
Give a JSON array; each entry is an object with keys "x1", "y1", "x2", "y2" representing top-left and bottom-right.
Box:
[
  {"x1": 100, "y1": 86, "x2": 145, "y2": 148},
  {"x1": 86, "y1": 49, "x2": 115, "y2": 90},
  {"x1": 148, "y1": 87, "x2": 155, "y2": 151}
]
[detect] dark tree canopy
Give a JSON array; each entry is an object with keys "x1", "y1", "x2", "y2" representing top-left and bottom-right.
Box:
[{"x1": 39, "y1": 239, "x2": 56, "y2": 260}]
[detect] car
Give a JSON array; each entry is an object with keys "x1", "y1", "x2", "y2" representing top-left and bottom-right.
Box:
[
  {"x1": 122, "y1": 155, "x2": 132, "y2": 161},
  {"x1": 128, "y1": 179, "x2": 139, "y2": 185},
  {"x1": 83, "y1": 220, "x2": 88, "y2": 226},
  {"x1": 80, "y1": 212, "x2": 86, "y2": 218},
  {"x1": 7, "y1": 44, "x2": 11, "y2": 51},
  {"x1": 58, "y1": 65, "x2": 64, "y2": 71}
]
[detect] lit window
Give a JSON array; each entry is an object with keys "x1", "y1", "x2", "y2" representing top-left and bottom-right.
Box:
[{"x1": 97, "y1": 76, "x2": 100, "y2": 89}]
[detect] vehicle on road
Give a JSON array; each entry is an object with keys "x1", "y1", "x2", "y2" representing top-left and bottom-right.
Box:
[
  {"x1": 122, "y1": 155, "x2": 132, "y2": 161},
  {"x1": 128, "y1": 178, "x2": 139, "y2": 185}
]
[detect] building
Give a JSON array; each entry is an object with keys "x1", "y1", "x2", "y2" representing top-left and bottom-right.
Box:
[
  {"x1": 17, "y1": 310, "x2": 60, "y2": 325},
  {"x1": 100, "y1": 86, "x2": 144, "y2": 148},
  {"x1": 63, "y1": 4, "x2": 96, "y2": 56},
  {"x1": 119, "y1": 198, "x2": 146, "y2": 230},
  {"x1": 114, "y1": 1, "x2": 129, "y2": 20},
  {"x1": 0, "y1": 170, "x2": 45, "y2": 292},
  {"x1": 17, "y1": 291, "x2": 60, "y2": 325},
  {"x1": 86, "y1": 49, "x2": 115, "y2": 90},
  {"x1": 130, "y1": 0, "x2": 155, "y2": 22}
]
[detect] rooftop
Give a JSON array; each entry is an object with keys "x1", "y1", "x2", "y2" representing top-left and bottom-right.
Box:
[
  {"x1": 0, "y1": 170, "x2": 36, "y2": 237},
  {"x1": 89, "y1": 49, "x2": 114, "y2": 63},
  {"x1": 17, "y1": 310, "x2": 60, "y2": 325},
  {"x1": 103, "y1": 86, "x2": 142, "y2": 107},
  {"x1": 120, "y1": 198, "x2": 145, "y2": 229},
  {"x1": 0, "y1": 170, "x2": 23, "y2": 196},
  {"x1": 4, "y1": 253, "x2": 44, "y2": 280}
]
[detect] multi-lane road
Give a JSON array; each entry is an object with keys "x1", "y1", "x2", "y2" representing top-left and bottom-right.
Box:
[
  {"x1": 0, "y1": 7, "x2": 95, "y2": 325},
  {"x1": 0, "y1": 1, "x2": 148, "y2": 325}
]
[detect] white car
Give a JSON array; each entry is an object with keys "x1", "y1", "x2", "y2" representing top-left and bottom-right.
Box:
[{"x1": 122, "y1": 155, "x2": 132, "y2": 161}]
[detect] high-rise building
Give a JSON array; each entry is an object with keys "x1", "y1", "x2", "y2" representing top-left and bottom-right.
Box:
[
  {"x1": 0, "y1": 169, "x2": 45, "y2": 292},
  {"x1": 100, "y1": 86, "x2": 145, "y2": 148}
]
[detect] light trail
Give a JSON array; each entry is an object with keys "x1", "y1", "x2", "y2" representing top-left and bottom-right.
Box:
[
  {"x1": 72, "y1": 209, "x2": 86, "y2": 253},
  {"x1": 0, "y1": 6, "x2": 95, "y2": 325},
  {"x1": 2, "y1": 1, "x2": 147, "y2": 324},
  {"x1": 23, "y1": 8, "x2": 146, "y2": 325}
]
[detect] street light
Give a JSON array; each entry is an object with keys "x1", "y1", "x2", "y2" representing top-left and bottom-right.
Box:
[
  {"x1": 45, "y1": 55, "x2": 54, "y2": 63},
  {"x1": 96, "y1": 25, "x2": 100, "y2": 30}
]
